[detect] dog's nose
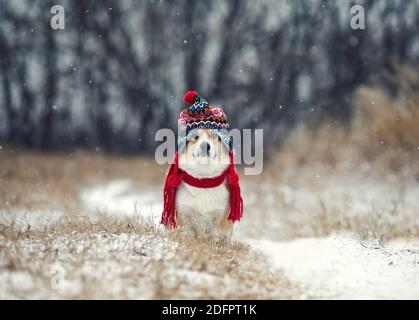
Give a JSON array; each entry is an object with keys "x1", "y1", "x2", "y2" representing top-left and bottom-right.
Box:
[{"x1": 199, "y1": 141, "x2": 211, "y2": 155}]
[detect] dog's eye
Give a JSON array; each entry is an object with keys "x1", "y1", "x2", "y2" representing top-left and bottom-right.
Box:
[
  {"x1": 210, "y1": 131, "x2": 219, "y2": 140},
  {"x1": 191, "y1": 134, "x2": 199, "y2": 142}
]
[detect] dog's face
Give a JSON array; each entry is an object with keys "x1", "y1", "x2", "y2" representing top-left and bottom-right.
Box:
[{"x1": 179, "y1": 129, "x2": 230, "y2": 178}]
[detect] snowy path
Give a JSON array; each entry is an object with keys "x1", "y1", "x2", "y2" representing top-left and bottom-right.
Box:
[
  {"x1": 247, "y1": 235, "x2": 419, "y2": 299},
  {"x1": 76, "y1": 180, "x2": 419, "y2": 299}
]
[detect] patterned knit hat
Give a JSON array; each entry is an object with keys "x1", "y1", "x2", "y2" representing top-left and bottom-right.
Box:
[{"x1": 177, "y1": 91, "x2": 231, "y2": 152}]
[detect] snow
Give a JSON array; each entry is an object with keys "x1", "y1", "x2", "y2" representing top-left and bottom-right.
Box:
[
  {"x1": 80, "y1": 180, "x2": 162, "y2": 226},
  {"x1": 248, "y1": 234, "x2": 419, "y2": 299},
  {"x1": 2, "y1": 179, "x2": 418, "y2": 299},
  {"x1": 79, "y1": 180, "x2": 419, "y2": 299},
  {"x1": 272, "y1": 178, "x2": 419, "y2": 219},
  {"x1": 0, "y1": 208, "x2": 66, "y2": 231},
  {"x1": 0, "y1": 232, "x2": 180, "y2": 299}
]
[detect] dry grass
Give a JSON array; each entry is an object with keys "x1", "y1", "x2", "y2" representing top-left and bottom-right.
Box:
[
  {"x1": 269, "y1": 72, "x2": 419, "y2": 177},
  {"x1": 0, "y1": 215, "x2": 296, "y2": 299},
  {"x1": 352, "y1": 86, "x2": 419, "y2": 174},
  {"x1": 0, "y1": 150, "x2": 165, "y2": 212},
  {"x1": 0, "y1": 152, "x2": 297, "y2": 299},
  {"x1": 243, "y1": 80, "x2": 419, "y2": 241}
]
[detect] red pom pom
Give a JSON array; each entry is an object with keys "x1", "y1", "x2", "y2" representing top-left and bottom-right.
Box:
[{"x1": 183, "y1": 90, "x2": 199, "y2": 104}]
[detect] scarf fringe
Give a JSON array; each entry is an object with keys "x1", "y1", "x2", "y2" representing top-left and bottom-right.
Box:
[
  {"x1": 227, "y1": 151, "x2": 243, "y2": 222},
  {"x1": 161, "y1": 152, "x2": 182, "y2": 228}
]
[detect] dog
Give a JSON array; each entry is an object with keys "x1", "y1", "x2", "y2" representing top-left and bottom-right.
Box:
[
  {"x1": 176, "y1": 128, "x2": 233, "y2": 239},
  {"x1": 160, "y1": 91, "x2": 243, "y2": 241}
]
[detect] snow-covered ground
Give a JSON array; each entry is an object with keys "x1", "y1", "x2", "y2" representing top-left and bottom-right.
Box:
[
  {"x1": 0, "y1": 208, "x2": 66, "y2": 231},
  {"x1": 248, "y1": 235, "x2": 419, "y2": 299},
  {"x1": 1, "y1": 180, "x2": 292, "y2": 299},
  {"x1": 0, "y1": 232, "x2": 179, "y2": 299},
  {"x1": 1, "y1": 176, "x2": 418, "y2": 299},
  {"x1": 79, "y1": 180, "x2": 419, "y2": 299},
  {"x1": 80, "y1": 179, "x2": 162, "y2": 225}
]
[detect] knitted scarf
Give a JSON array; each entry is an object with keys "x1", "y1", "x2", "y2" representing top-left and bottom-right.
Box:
[{"x1": 161, "y1": 151, "x2": 243, "y2": 228}]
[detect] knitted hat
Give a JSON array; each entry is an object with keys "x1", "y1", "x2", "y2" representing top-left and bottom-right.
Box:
[
  {"x1": 161, "y1": 90, "x2": 243, "y2": 228},
  {"x1": 177, "y1": 91, "x2": 231, "y2": 152}
]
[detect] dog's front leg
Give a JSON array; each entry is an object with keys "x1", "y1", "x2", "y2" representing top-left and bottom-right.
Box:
[
  {"x1": 176, "y1": 205, "x2": 207, "y2": 238},
  {"x1": 209, "y1": 209, "x2": 233, "y2": 241}
]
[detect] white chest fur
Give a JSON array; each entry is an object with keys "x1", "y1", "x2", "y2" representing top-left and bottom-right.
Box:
[{"x1": 175, "y1": 181, "x2": 230, "y2": 236}]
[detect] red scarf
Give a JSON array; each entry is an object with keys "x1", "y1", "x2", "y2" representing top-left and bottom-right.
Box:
[{"x1": 161, "y1": 151, "x2": 243, "y2": 228}]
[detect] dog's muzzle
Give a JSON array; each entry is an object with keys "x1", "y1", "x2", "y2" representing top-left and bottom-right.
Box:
[{"x1": 194, "y1": 141, "x2": 215, "y2": 158}]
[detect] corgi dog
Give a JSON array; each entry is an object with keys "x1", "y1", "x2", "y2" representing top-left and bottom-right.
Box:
[
  {"x1": 160, "y1": 91, "x2": 243, "y2": 240},
  {"x1": 176, "y1": 128, "x2": 233, "y2": 239}
]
